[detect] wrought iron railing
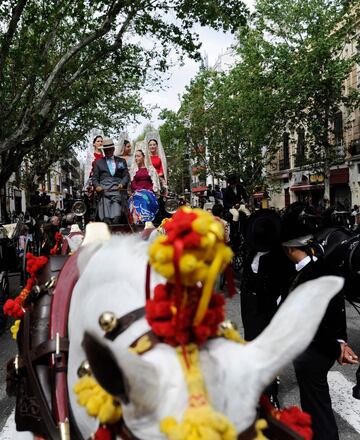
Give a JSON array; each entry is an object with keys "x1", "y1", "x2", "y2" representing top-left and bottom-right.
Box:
[
  {"x1": 350, "y1": 139, "x2": 360, "y2": 156},
  {"x1": 279, "y1": 158, "x2": 290, "y2": 170}
]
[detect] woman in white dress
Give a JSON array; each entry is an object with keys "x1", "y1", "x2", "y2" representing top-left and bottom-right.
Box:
[
  {"x1": 116, "y1": 133, "x2": 133, "y2": 170},
  {"x1": 145, "y1": 131, "x2": 168, "y2": 192}
]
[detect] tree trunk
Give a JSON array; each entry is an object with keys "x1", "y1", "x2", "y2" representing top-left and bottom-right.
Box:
[
  {"x1": 323, "y1": 168, "x2": 331, "y2": 202},
  {"x1": 0, "y1": 185, "x2": 10, "y2": 223}
]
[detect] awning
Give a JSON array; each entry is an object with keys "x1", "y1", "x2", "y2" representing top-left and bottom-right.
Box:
[
  {"x1": 291, "y1": 184, "x2": 324, "y2": 192},
  {"x1": 253, "y1": 192, "x2": 264, "y2": 199},
  {"x1": 191, "y1": 186, "x2": 207, "y2": 193},
  {"x1": 330, "y1": 168, "x2": 349, "y2": 185}
]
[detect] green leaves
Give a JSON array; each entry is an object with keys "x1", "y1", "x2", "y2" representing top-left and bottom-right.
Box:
[
  {"x1": 0, "y1": 0, "x2": 248, "y2": 188},
  {"x1": 159, "y1": 0, "x2": 360, "y2": 197}
]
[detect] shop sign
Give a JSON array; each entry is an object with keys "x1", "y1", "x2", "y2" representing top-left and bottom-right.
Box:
[{"x1": 309, "y1": 174, "x2": 324, "y2": 184}]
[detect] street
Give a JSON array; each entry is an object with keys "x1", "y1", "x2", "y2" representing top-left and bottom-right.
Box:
[
  {"x1": 226, "y1": 294, "x2": 360, "y2": 440},
  {"x1": 0, "y1": 272, "x2": 359, "y2": 438}
]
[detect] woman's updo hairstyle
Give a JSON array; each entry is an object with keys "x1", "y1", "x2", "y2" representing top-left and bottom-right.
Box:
[{"x1": 93, "y1": 135, "x2": 103, "y2": 144}]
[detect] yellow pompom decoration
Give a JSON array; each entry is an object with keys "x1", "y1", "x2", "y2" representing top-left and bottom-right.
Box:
[
  {"x1": 255, "y1": 419, "x2": 269, "y2": 440},
  {"x1": 10, "y1": 320, "x2": 21, "y2": 340},
  {"x1": 160, "y1": 344, "x2": 237, "y2": 440},
  {"x1": 148, "y1": 208, "x2": 233, "y2": 326},
  {"x1": 149, "y1": 208, "x2": 232, "y2": 287},
  {"x1": 73, "y1": 375, "x2": 122, "y2": 424}
]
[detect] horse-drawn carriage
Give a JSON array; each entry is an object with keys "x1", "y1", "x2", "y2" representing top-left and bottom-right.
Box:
[{"x1": 4, "y1": 208, "x2": 344, "y2": 440}]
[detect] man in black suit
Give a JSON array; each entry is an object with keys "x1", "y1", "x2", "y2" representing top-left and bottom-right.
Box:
[
  {"x1": 241, "y1": 210, "x2": 295, "y2": 341},
  {"x1": 282, "y1": 203, "x2": 358, "y2": 440},
  {"x1": 223, "y1": 175, "x2": 247, "y2": 211},
  {"x1": 92, "y1": 137, "x2": 130, "y2": 224},
  {"x1": 241, "y1": 210, "x2": 295, "y2": 409}
]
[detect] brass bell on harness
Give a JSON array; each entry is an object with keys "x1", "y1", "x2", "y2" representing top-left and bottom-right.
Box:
[
  {"x1": 77, "y1": 359, "x2": 92, "y2": 378},
  {"x1": 98, "y1": 311, "x2": 117, "y2": 333}
]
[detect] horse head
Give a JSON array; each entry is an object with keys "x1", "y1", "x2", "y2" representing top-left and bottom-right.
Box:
[{"x1": 68, "y1": 227, "x2": 344, "y2": 439}]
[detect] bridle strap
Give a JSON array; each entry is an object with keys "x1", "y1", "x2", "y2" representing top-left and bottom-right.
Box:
[{"x1": 105, "y1": 307, "x2": 146, "y2": 341}]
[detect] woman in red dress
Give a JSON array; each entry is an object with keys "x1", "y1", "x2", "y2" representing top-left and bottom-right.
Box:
[
  {"x1": 91, "y1": 135, "x2": 104, "y2": 171},
  {"x1": 146, "y1": 136, "x2": 168, "y2": 192}
]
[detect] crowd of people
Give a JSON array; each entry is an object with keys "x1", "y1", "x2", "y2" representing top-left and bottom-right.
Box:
[
  {"x1": 87, "y1": 133, "x2": 167, "y2": 227},
  {"x1": 85, "y1": 131, "x2": 360, "y2": 440},
  {"x1": 231, "y1": 201, "x2": 359, "y2": 440},
  {"x1": 2, "y1": 132, "x2": 169, "y2": 265},
  {"x1": 2, "y1": 130, "x2": 360, "y2": 440},
  {"x1": 192, "y1": 176, "x2": 360, "y2": 440}
]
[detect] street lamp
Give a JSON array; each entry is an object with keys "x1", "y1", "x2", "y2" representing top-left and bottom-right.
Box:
[{"x1": 184, "y1": 188, "x2": 190, "y2": 205}]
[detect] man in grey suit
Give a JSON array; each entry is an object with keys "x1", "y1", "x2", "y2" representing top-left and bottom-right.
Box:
[{"x1": 92, "y1": 137, "x2": 130, "y2": 224}]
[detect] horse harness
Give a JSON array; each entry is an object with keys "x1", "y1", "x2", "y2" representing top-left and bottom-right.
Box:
[{"x1": 7, "y1": 254, "x2": 303, "y2": 440}]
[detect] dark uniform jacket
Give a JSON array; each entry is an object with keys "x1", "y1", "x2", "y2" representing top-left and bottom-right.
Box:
[
  {"x1": 241, "y1": 246, "x2": 295, "y2": 305},
  {"x1": 223, "y1": 184, "x2": 247, "y2": 210},
  {"x1": 240, "y1": 246, "x2": 296, "y2": 340},
  {"x1": 92, "y1": 156, "x2": 130, "y2": 189},
  {"x1": 289, "y1": 258, "x2": 347, "y2": 360}
]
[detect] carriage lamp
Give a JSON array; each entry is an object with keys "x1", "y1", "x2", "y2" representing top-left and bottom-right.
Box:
[
  {"x1": 77, "y1": 359, "x2": 92, "y2": 378},
  {"x1": 99, "y1": 311, "x2": 117, "y2": 332}
]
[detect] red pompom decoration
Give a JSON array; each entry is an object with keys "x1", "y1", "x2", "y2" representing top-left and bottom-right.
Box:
[
  {"x1": 146, "y1": 283, "x2": 225, "y2": 346},
  {"x1": 3, "y1": 253, "x2": 48, "y2": 318},
  {"x1": 164, "y1": 210, "x2": 198, "y2": 244},
  {"x1": 50, "y1": 232, "x2": 63, "y2": 255},
  {"x1": 3, "y1": 297, "x2": 24, "y2": 319},
  {"x1": 260, "y1": 395, "x2": 313, "y2": 440},
  {"x1": 94, "y1": 426, "x2": 112, "y2": 440}
]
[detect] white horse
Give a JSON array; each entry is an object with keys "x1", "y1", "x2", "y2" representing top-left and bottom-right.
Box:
[{"x1": 66, "y1": 231, "x2": 344, "y2": 440}]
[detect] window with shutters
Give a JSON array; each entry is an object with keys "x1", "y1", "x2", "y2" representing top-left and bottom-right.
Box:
[
  {"x1": 295, "y1": 128, "x2": 305, "y2": 167},
  {"x1": 334, "y1": 111, "x2": 343, "y2": 145},
  {"x1": 279, "y1": 132, "x2": 290, "y2": 170}
]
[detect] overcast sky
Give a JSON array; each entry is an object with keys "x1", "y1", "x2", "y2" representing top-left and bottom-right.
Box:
[{"x1": 128, "y1": 0, "x2": 254, "y2": 139}]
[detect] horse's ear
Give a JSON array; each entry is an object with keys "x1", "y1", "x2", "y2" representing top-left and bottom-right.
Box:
[
  {"x1": 78, "y1": 223, "x2": 111, "y2": 274},
  {"x1": 83, "y1": 332, "x2": 160, "y2": 412},
  {"x1": 83, "y1": 332, "x2": 130, "y2": 402}
]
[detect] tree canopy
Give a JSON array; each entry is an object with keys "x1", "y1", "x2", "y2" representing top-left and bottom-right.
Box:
[
  {"x1": 0, "y1": 0, "x2": 249, "y2": 188},
  {"x1": 160, "y1": 0, "x2": 360, "y2": 197}
]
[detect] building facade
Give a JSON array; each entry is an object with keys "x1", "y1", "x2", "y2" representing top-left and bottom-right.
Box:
[
  {"x1": 267, "y1": 25, "x2": 360, "y2": 211},
  {"x1": 40, "y1": 157, "x2": 82, "y2": 211}
]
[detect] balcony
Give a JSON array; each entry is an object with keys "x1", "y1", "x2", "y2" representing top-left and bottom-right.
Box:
[
  {"x1": 279, "y1": 158, "x2": 290, "y2": 170},
  {"x1": 191, "y1": 165, "x2": 206, "y2": 175},
  {"x1": 334, "y1": 140, "x2": 345, "y2": 158},
  {"x1": 349, "y1": 139, "x2": 360, "y2": 156},
  {"x1": 61, "y1": 178, "x2": 74, "y2": 188},
  {"x1": 191, "y1": 181, "x2": 206, "y2": 188},
  {"x1": 295, "y1": 154, "x2": 306, "y2": 168}
]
